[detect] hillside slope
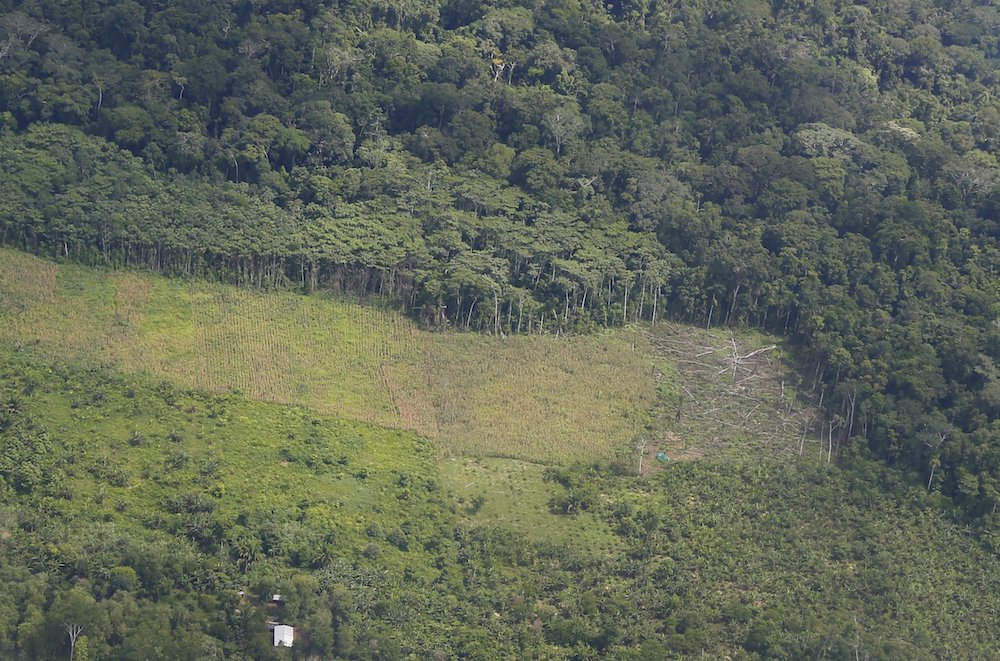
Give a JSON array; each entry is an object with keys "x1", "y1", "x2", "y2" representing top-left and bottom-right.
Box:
[
  {"x1": 1, "y1": 0, "x2": 997, "y2": 520},
  {"x1": 1, "y1": 344, "x2": 998, "y2": 659},
  {"x1": 0, "y1": 248, "x2": 655, "y2": 462}
]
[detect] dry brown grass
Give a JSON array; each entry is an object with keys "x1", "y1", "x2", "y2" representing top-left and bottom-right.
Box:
[
  {"x1": 0, "y1": 249, "x2": 58, "y2": 304},
  {"x1": 107, "y1": 272, "x2": 151, "y2": 363},
  {"x1": 191, "y1": 287, "x2": 296, "y2": 401},
  {"x1": 0, "y1": 252, "x2": 109, "y2": 356}
]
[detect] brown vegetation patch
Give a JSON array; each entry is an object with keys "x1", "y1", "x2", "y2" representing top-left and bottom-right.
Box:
[
  {"x1": 645, "y1": 323, "x2": 822, "y2": 459},
  {"x1": 0, "y1": 250, "x2": 58, "y2": 307}
]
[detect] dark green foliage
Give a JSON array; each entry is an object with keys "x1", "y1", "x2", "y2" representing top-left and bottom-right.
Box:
[{"x1": 544, "y1": 465, "x2": 600, "y2": 514}]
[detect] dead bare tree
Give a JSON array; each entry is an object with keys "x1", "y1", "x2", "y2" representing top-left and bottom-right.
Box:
[
  {"x1": 645, "y1": 324, "x2": 819, "y2": 458},
  {"x1": 635, "y1": 436, "x2": 649, "y2": 475},
  {"x1": 65, "y1": 622, "x2": 83, "y2": 661}
]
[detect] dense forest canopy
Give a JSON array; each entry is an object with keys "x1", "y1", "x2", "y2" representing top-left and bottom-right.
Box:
[{"x1": 0, "y1": 0, "x2": 998, "y2": 531}]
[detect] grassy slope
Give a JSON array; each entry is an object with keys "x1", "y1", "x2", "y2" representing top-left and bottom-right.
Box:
[
  {"x1": 0, "y1": 247, "x2": 826, "y2": 553},
  {"x1": 0, "y1": 248, "x2": 655, "y2": 463},
  {"x1": 0, "y1": 345, "x2": 432, "y2": 550},
  {"x1": 441, "y1": 456, "x2": 624, "y2": 553}
]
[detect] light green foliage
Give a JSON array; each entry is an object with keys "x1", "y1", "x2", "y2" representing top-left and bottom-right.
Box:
[
  {"x1": 0, "y1": 248, "x2": 656, "y2": 463},
  {"x1": 440, "y1": 457, "x2": 622, "y2": 553},
  {"x1": 1, "y1": 346, "x2": 997, "y2": 659}
]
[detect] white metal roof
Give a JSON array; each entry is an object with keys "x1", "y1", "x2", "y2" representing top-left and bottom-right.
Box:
[{"x1": 273, "y1": 624, "x2": 294, "y2": 647}]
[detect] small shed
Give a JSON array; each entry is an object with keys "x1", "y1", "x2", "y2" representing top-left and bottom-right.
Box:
[{"x1": 273, "y1": 624, "x2": 294, "y2": 648}]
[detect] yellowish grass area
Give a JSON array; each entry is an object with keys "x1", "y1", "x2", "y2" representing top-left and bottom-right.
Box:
[
  {"x1": 410, "y1": 331, "x2": 653, "y2": 459},
  {"x1": 0, "y1": 249, "x2": 58, "y2": 304},
  {"x1": 0, "y1": 249, "x2": 655, "y2": 462},
  {"x1": 0, "y1": 250, "x2": 112, "y2": 356}
]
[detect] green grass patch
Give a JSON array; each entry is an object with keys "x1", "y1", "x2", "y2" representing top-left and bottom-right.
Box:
[{"x1": 440, "y1": 457, "x2": 623, "y2": 554}]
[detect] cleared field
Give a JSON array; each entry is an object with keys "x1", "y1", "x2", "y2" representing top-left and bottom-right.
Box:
[
  {"x1": 0, "y1": 249, "x2": 655, "y2": 462},
  {"x1": 397, "y1": 331, "x2": 655, "y2": 459},
  {"x1": 0, "y1": 248, "x2": 822, "y2": 464},
  {"x1": 642, "y1": 322, "x2": 823, "y2": 463}
]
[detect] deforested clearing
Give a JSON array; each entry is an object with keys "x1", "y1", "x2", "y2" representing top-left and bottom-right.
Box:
[
  {"x1": 0, "y1": 249, "x2": 655, "y2": 462},
  {"x1": 1, "y1": 248, "x2": 819, "y2": 464}
]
